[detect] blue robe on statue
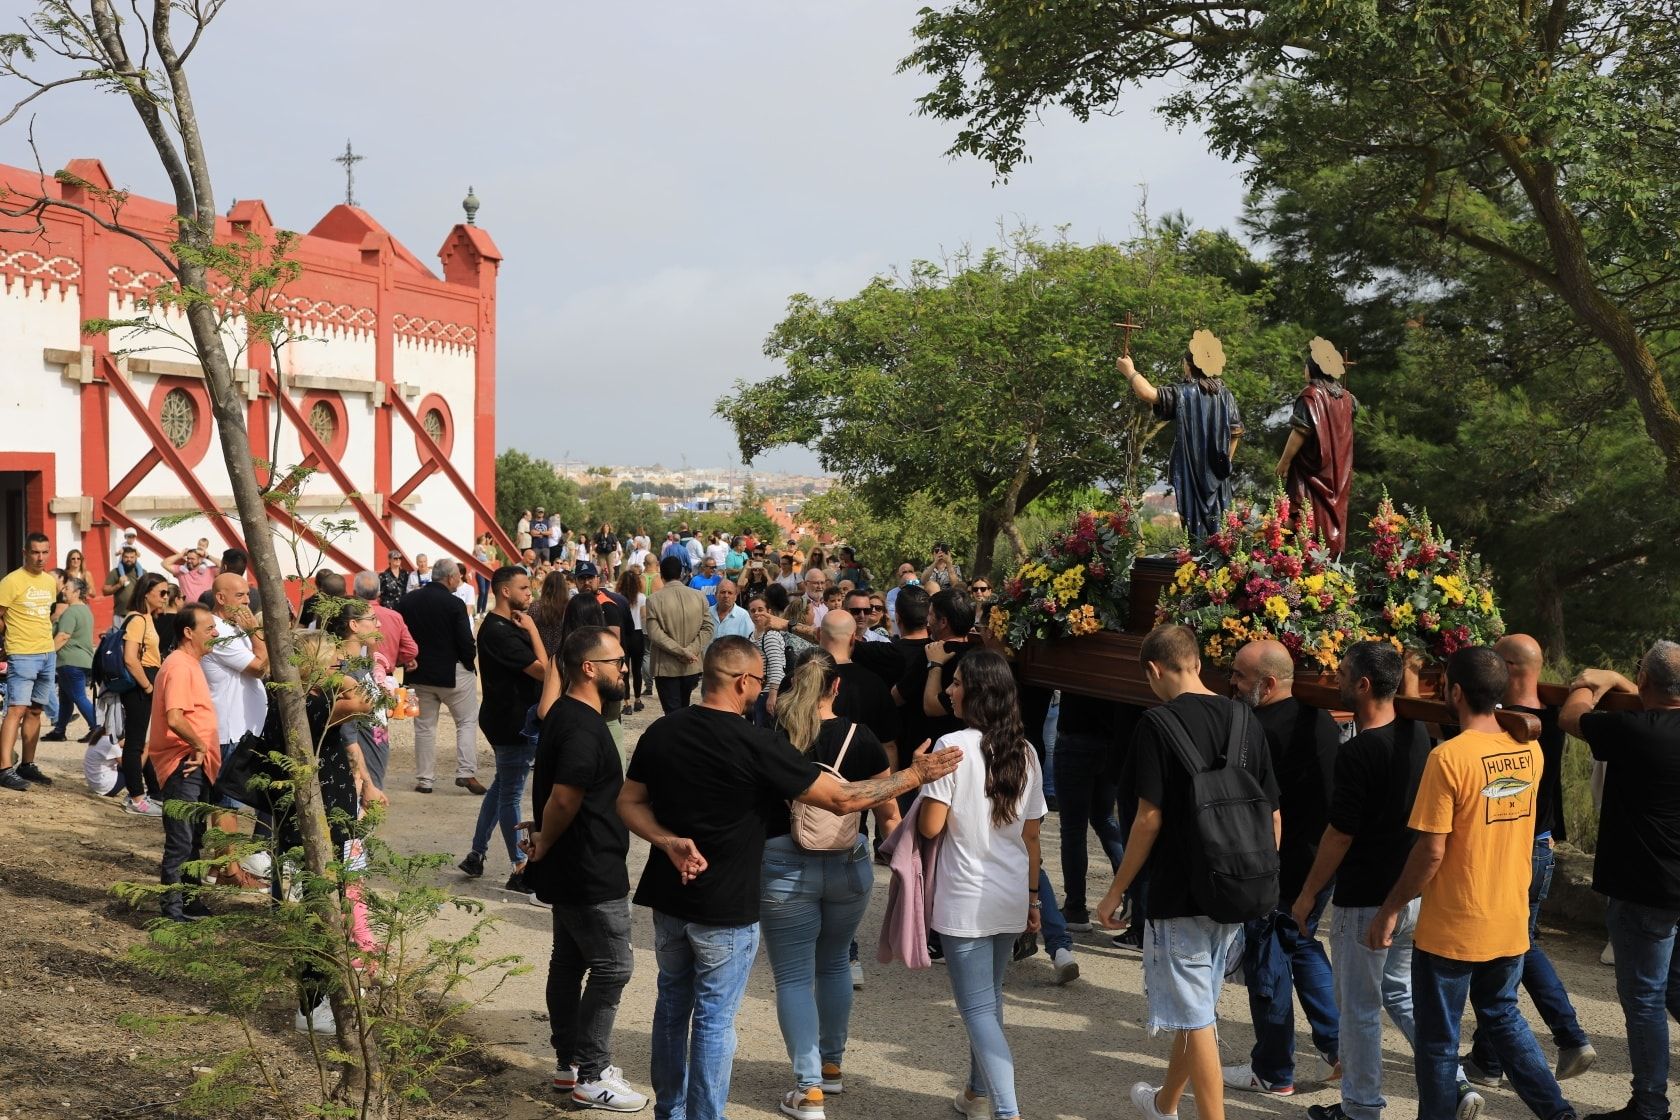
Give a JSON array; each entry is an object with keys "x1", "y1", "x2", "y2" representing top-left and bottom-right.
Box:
[{"x1": 1153, "y1": 380, "x2": 1244, "y2": 543}]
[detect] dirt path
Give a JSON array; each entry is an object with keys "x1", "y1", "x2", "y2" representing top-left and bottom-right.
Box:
[{"x1": 2, "y1": 706, "x2": 1646, "y2": 1120}]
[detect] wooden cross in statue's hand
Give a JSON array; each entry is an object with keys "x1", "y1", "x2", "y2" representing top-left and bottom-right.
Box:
[{"x1": 1113, "y1": 310, "x2": 1143, "y2": 358}]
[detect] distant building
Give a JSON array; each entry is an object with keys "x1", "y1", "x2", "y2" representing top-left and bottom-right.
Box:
[{"x1": 0, "y1": 158, "x2": 510, "y2": 621}]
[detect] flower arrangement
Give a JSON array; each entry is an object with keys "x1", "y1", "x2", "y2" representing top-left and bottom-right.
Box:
[
  {"x1": 1156, "y1": 491, "x2": 1369, "y2": 670},
  {"x1": 1361, "y1": 491, "x2": 1504, "y2": 660},
  {"x1": 990, "y1": 505, "x2": 1140, "y2": 648}
]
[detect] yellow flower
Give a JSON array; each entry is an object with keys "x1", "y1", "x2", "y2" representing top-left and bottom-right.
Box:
[
  {"x1": 1479, "y1": 589, "x2": 1495, "y2": 613},
  {"x1": 1389, "y1": 602, "x2": 1416, "y2": 628},
  {"x1": 1433, "y1": 574, "x2": 1467, "y2": 606},
  {"x1": 1264, "y1": 595, "x2": 1290, "y2": 623},
  {"x1": 1301, "y1": 574, "x2": 1326, "y2": 594},
  {"x1": 1174, "y1": 561, "x2": 1196, "y2": 591},
  {"x1": 1405, "y1": 569, "x2": 1420, "y2": 581}
]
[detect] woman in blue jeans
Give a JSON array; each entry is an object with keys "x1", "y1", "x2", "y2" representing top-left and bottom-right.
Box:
[
  {"x1": 918, "y1": 649, "x2": 1047, "y2": 1120},
  {"x1": 762, "y1": 648, "x2": 898, "y2": 1120}
]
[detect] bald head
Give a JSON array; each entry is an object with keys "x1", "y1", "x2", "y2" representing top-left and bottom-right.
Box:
[
  {"x1": 1496, "y1": 633, "x2": 1544, "y2": 703},
  {"x1": 1232, "y1": 639, "x2": 1294, "y2": 708},
  {"x1": 211, "y1": 572, "x2": 250, "y2": 615},
  {"x1": 820, "y1": 608, "x2": 856, "y2": 656}
]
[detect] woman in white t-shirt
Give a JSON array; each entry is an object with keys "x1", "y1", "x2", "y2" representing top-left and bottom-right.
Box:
[{"x1": 918, "y1": 649, "x2": 1045, "y2": 1120}]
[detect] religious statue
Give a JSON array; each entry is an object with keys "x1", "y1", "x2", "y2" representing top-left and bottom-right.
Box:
[
  {"x1": 1276, "y1": 336, "x2": 1357, "y2": 556},
  {"x1": 1120, "y1": 329, "x2": 1244, "y2": 543}
]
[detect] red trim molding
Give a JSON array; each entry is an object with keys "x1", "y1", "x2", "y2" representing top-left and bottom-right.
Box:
[
  {"x1": 298, "y1": 388, "x2": 351, "y2": 462},
  {"x1": 413, "y1": 392, "x2": 455, "y2": 458},
  {"x1": 0, "y1": 452, "x2": 56, "y2": 556}
]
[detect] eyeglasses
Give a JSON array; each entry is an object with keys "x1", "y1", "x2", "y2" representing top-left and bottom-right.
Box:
[
  {"x1": 587, "y1": 656, "x2": 628, "y2": 669},
  {"x1": 971, "y1": 584, "x2": 991, "y2": 593},
  {"x1": 845, "y1": 606, "x2": 871, "y2": 617},
  {"x1": 720, "y1": 669, "x2": 765, "y2": 686}
]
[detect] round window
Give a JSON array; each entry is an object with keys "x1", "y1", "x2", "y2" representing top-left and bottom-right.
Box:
[
  {"x1": 423, "y1": 408, "x2": 445, "y2": 444},
  {"x1": 160, "y1": 388, "x2": 197, "y2": 448},
  {"x1": 309, "y1": 400, "x2": 338, "y2": 446}
]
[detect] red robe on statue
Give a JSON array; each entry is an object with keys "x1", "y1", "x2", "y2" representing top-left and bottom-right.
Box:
[{"x1": 1286, "y1": 380, "x2": 1357, "y2": 556}]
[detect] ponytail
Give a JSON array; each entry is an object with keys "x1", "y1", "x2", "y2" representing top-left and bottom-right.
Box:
[{"x1": 776, "y1": 647, "x2": 837, "y2": 753}]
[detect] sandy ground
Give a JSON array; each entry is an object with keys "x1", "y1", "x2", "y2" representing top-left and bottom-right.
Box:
[{"x1": 4, "y1": 698, "x2": 1651, "y2": 1120}]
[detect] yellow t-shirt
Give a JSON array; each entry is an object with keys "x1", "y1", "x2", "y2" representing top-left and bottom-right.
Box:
[
  {"x1": 1410, "y1": 728, "x2": 1540, "y2": 961},
  {"x1": 123, "y1": 611, "x2": 162, "y2": 670},
  {"x1": 0, "y1": 568, "x2": 59, "y2": 655}
]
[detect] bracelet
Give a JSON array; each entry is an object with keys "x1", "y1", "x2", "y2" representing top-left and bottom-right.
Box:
[
  {"x1": 1027, "y1": 888, "x2": 1039, "y2": 895},
  {"x1": 1029, "y1": 900, "x2": 1042, "y2": 909}
]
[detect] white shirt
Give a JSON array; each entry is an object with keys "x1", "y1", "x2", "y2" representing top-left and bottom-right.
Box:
[
  {"x1": 706, "y1": 541, "x2": 730, "y2": 568},
  {"x1": 83, "y1": 734, "x2": 121, "y2": 795},
  {"x1": 922, "y1": 728, "x2": 1047, "y2": 938},
  {"x1": 454, "y1": 581, "x2": 476, "y2": 610},
  {"x1": 201, "y1": 616, "x2": 268, "y2": 744},
  {"x1": 628, "y1": 547, "x2": 650, "y2": 571}
]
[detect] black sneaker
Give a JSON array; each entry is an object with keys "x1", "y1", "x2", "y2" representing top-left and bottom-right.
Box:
[
  {"x1": 458, "y1": 851, "x2": 485, "y2": 878},
  {"x1": 1585, "y1": 1106, "x2": 1660, "y2": 1120},
  {"x1": 184, "y1": 897, "x2": 212, "y2": 918},
  {"x1": 1112, "y1": 929, "x2": 1144, "y2": 954},
  {"x1": 0, "y1": 768, "x2": 30, "y2": 792},
  {"x1": 504, "y1": 869, "x2": 528, "y2": 893},
  {"x1": 1064, "y1": 908, "x2": 1093, "y2": 932},
  {"x1": 927, "y1": 940, "x2": 944, "y2": 962},
  {"x1": 1308, "y1": 1105, "x2": 1352, "y2": 1120},
  {"x1": 40, "y1": 731, "x2": 67, "y2": 742},
  {"x1": 1012, "y1": 931, "x2": 1039, "y2": 961},
  {"x1": 16, "y1": 762, "x2": 53, "y2": 785}
]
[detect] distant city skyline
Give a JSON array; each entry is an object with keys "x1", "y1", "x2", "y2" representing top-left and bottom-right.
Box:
[{"x1": 18, "y1": 3, "x2": 1247, "y2": 476}]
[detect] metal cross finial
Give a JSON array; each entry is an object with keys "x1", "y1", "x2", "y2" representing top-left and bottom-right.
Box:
[
  {"x1": 1113, "y1": 310, "x2": 1143, "y2": 358},
  {"x1": 333, "y1": 140, "x2": 364, "y2": 207}
]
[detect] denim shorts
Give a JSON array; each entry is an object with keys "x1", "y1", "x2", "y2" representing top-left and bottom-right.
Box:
[
  {"x1": 1143, "y1": 915, "x2": 1242, "y2": 1033},
  {"x1": 4, "y1": 652, "x2": 56, "y2": 709}
]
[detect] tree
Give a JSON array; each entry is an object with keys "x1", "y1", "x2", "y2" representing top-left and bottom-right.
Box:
[
  {"x1": 494, "y1": 449, "x2": 583, "y2": 537},
  {"x1": 718, "y1": 227, "x2": 1299, "y2": 576},
  {"x1": 4, "y1": 2, "x2": 371, "y2": 1109},
  {"x1": 798, "y1": 485, "x2": 975, "y2": 581},
  {"x1": 902, "y1": 1, "x2": 1680, "y2": 487}
]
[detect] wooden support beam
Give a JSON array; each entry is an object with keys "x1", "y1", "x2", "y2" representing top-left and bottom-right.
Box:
[{"x1": 1537, "y1": 681, "x2": 1645, "y2": 712}]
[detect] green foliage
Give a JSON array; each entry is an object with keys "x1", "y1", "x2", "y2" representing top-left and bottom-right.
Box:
[
  {"x1": 493, "y1": 450, "x2": 584, "y2": 539},
  {"x1": 719, "y1": 225, "x2": 1303, "y2": 575},
  {"x1": 901, "y1": 0, "x2": 1680, "y2": 481},
  {"x1": 797, "y1": 485, "x2": 974, "y2": 579}
]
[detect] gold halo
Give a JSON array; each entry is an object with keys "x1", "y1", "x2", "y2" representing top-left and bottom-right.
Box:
[
  {"x1": 1309, "y1": 336, "x2": 1346, "y2": 379},
  {"x1": 1188, "y1": 329, "x2": 1227, "y2": 377}
]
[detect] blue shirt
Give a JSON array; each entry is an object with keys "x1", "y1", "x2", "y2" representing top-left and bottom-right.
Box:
[
  {"x1": 689, "y1": 572, "x2": 722, "y2": 605},
  {"x1": 709, "y1": 604, "x2": 754, "y2": 644}
]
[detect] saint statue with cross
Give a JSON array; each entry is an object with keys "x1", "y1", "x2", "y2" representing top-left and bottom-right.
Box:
[{"x1": 1118, "y1": 327, "x2": 1245, "y2": 542}]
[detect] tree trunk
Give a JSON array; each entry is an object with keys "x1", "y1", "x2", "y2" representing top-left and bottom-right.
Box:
[
  {"x1": 973, "y1": 506, "x2": 1002, "y2": 579},
  {"x1": 1534, "y1": 559, "x2": 1568, "y2": 664}
]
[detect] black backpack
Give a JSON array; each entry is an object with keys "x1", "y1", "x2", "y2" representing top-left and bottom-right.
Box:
[{"x1": 1147, "y1": 700, "x2": 1280, "y2": 923}]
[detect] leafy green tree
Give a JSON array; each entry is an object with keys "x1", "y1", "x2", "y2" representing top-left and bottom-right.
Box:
[
  {"x1": 494, "y1": 450, "x2": 583, "y2": 538},
  {"x1": 719, "y1": 228, "x2": 1300, "y2": 576},
  {"x1": 902, "y1": 0, "x2": 1680, "y2": 487},
  {"x1": 798, "y1": 485, "x2": 975, "y2": 581}
]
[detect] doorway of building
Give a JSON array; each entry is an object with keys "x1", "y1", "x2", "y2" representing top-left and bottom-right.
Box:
[{"x1": 0, "y1": 471, "x2": 34, "y2": 565}]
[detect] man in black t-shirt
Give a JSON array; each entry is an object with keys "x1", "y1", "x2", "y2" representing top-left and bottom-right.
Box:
[
  {"x1": 461, "y1": 566, "x2": 546, "y2": 886},
  {"x1": 1562, "y1": 643, "x2": 1680, "y2": 1120},
  {"x1": 1225, "y1": 639, "x2": 1340, "y2": 1094},
  {"x1": 520, "y1": 625, "x2": 645, "y2": 1112},
  {"x1": 573, "y1": 560, "x2": 630, "y2": 725},
  {"x1": 1463, "y1": 634, "x2": 1595, "y2": 1087},
  {"x1": 821, "y1": 610, "x2": 901, "y2": 766},
  {"x1": 1292, "y1": 641, "x2": 1435, "y2": 1120},
  {"x1": 616, "y1": 636, "x2": 961, "y2": 1120},
  {"x1": 912, "y1": 589, "x2": 981, "y2": 744},
  {"x1": 1096, "y1": 625, "x2": 1280, "y2": 1120}
]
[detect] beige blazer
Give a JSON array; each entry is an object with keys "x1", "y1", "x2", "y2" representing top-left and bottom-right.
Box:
[{"x1": 643, "y1": 582, "x2": 714, "y2": 678}]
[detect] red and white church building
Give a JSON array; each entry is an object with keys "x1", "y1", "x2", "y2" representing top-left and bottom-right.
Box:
[{"x1": 0, "y1": 157, "x2": 512, "y2": 624}]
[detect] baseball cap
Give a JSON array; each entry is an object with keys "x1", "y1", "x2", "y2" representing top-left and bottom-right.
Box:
[{"x1": 573, "y1": 559, "x2": 598, "y2": 578}]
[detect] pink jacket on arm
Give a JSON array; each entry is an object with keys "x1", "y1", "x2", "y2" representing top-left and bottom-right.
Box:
[{"x1": 876, "y1": 792, "x2": 945, "y2": 969}]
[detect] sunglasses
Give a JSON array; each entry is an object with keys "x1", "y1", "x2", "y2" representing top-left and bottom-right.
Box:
[
  {"x1": 971, "y1": 584, "x2": 991, "y2": 593},
  {"x1": 845, "y1": 606, "x2": 871, "y2": 617},
  {"x1": 587, "y1": 656, "x2": 628, "y2": 669}
]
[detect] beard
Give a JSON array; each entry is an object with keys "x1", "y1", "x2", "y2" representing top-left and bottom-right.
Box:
[
  {"x1": 1235, "y1": 681, "x2": 1265, "y2": 710},
  {"x1": 595, "y1": 677, "x2": 627, "y2": 704}
]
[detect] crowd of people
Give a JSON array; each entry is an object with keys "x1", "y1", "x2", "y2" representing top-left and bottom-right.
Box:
[{"x1": 1, "y1": 521, "x2": 1678, "y2": 1120}]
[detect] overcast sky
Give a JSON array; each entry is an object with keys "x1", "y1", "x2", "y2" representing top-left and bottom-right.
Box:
[{"x1": 16, "y1": 1, "x2": 1247, "y2": 475}]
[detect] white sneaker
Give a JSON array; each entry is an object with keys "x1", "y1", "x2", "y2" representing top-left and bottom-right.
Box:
[
  {"x1": 1556, "y1": 1042, "x2": 1596, "y2": 1080},
  {"x1": 1223, "y1": 1063, "x2": 1294, "y2": 1095},
  {"x1": 293, "y1": 998, "x2": 336, "y2": 1035},
  {"x1": 850, "y1": 960, "x2": 864, "y2": 989},
  {"x1": 239, "y1": 850, "x2": 273, "y2": 879},
  {"x1": 552, "y1": 1063, "x2": 579, "y2": 1092},
  {"x1": 1601, "y1": 941, "x2": 1616, "y2": 966},
  {"x1": 124, "y1": 795, "x2": 163, "y2": 816},
  {"x1": 1052, "y1": 947, "x2": 1080, "y2": 985},
  {"x1": 571, "y1": 1065, "x2": 648, "y2": 1112},
  {"x1": 1131, "y1": 1082, "x2": 1176, "y2": 1120},
  {"x1": 1456, "y1": 1086, "x2": 1485, "y2": 1120},
  {"x1": 529, "y1": 892, "x2": 553, "y2": 909},
  {"x1": 953, "y1": 1088, "x2": 990, "y2": 1119}
]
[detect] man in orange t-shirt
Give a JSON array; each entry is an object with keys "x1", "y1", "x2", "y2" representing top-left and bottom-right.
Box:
[
  {"x1": 1368, "y1": 647, "x2": 1573, "y2": 1120},
  {"x1": 148, "y1": 602, "x2": 222, "y2": 923}
]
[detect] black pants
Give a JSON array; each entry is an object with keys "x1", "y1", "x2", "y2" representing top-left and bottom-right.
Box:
[
  {"x1": 548, "y1": 895, "x2": 635, "y2": 1080},
  {"x1": 159, "y1": 764, "x2": 213, "y2": 918},
  {"x1": 622, "y1": 630, "x2": 646, "y2": 697},
  {"x1": 654, "y1": 673, "x2": 699, "y2": 713},
  {"x1": 119, "y1": 668, "x2": 162, "y2": 798}
]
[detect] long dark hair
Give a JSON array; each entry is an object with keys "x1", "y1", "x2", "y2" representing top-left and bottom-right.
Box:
[
  {"x1": 955, "y1": 649, "x2": 1031, "y2": 828},
  {"x1": 132, "y1": 572, "x2": 170, "y2": 615}
]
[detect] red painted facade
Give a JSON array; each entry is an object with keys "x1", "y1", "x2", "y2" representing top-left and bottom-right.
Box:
[{"x1": 0, "y1": 157, "x2": 513, "y2": 623}]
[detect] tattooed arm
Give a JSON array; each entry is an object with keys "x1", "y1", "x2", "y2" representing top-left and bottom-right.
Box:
[{"x1": 796, "y1": 740, "x2": 958, "y2": 814}]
